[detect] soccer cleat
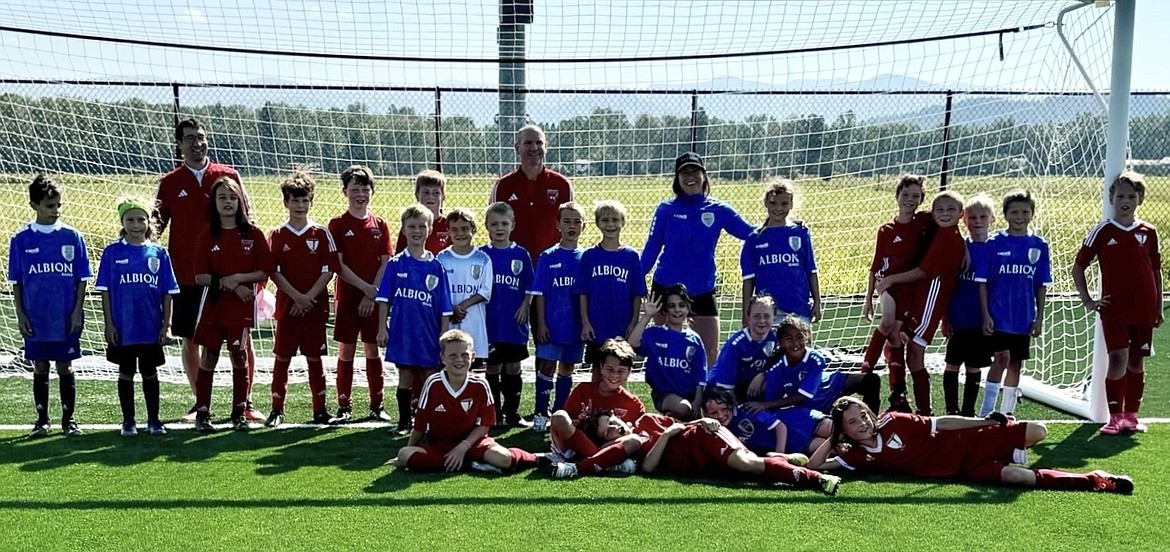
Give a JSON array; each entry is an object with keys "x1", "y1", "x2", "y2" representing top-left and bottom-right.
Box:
[
  {"x1": 551, "y1": 462, "x2": 579, "y2": 479},
  {"x1": 232, "y1": 415, "x2": 252, "y2": 432},
  {"x1": 120, "y1": 421, "x2": 138, "y2": 437},
  {"x1": 818, "y1": 473, "x2": 842, "y2": 496},
  {"x1": 784, "y1": 453, "x2": 810, "y2": 467},
  {"x1": 506, "y1": 412, "x2": 533, "y2": 429},
  {"x1": 194, "y1": 413, "x2": 217, "y2": 434},
  {"x1": 244, "y1": 403, "x2": 266, "y2": 422},
  {"x1": 146, "y1": 420, "x2": 168, "y2": 436},
  {"x1": 1089, "y1": 470, "x2": 1134, "y2": 495},
  {"x1": 531, "y1": 413, "x2": 550, "y2": 433},
  {"x1": 312, "y1": 410, "x2": 333, "y2": 425},
  {"x1": 370, "y1": 406, "x2": 393, "y2": 422},
  {"x1": 328, "y1": 406, "x2": 353, "y2": 425},
  {"x1": 604, "y1": 458, "x2": 637, "y2": 475},
  {"x1": 470, "y1": 461, "x2": 504, "y2": 474},
  {"x1": 1122, "y1": 412, "x2": 1147, "y2": 433},
  {"x1": 886, "y1": 395, "x2": 913, "y2": 414},
  {"x1": 29, "y1": 419, "x2": 50, "y2": 439},
  {"x1": 395, "y1": 419, "x2": 413, "y2": 436},
  {"x1": 182, "y1": 404, "x2": 199, "y2": 422},
  {"x1": 63, "y1": 419, "x2": 84, "y2": 437},
  {"x1": 1099, "y1": 413, "x2": 1123, "y2": 435},
  {"x1": 264, "y1": 410, "x2": 284, "y2": 429}
]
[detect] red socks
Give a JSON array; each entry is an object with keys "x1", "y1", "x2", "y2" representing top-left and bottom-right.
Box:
[
  {"x1": 508, "y1": 448, "x2": 538, "y2": 470},
  {"x1": 307, "y1": 358, "x2": 326, "y2": 413},
  {"x1": 763, "y1": 456, "x2": 821, "y2": 489},
  {"x1": 231, "y1": 367, "x2": 250, "y2": 414},
  {"x1": 1033, "y1": 469, "x2": 1094, "y2": 491},
  {"x1": 405, "y1": 450, "x2": 446, "y2": 471},
  {"x1": 195, "y1": 368, "x2": 214, "y2": 410},
  {"x1": 1105, "y1": 375, "x2": 1125, "y2": 414},
  {"x1": 1125, "y1": 371, "x2": 1145, "y2": 414},
  {"x1": 271, "y1": 358, "x2": 291, "y2": 411},
  {"x1": 862, "y1": 329, "x2": 887, "y2": 369},
  {"x1": 366, "y1": 357, "x2": 384, "y2": 406},
  {"x1": 910, "y1": 369, "x2": 931, "y2": 415},
  {"x1": 886, "y1": 345, "x2": 906, "y2": 394},
  {"x1": 561, "y1": 429, "x2": 601, "y2": 458},
  {"x1": 576, "y1": 441, "x2": 630, "y2": 474},
  {"x1": 336, "y1": 358, "x2": 354, "y2": 408}
]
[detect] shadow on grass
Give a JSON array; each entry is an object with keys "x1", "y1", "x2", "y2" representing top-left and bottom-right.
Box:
[{"x1": 1029, "y1": 423, "x2": 1142, "y2": 470}]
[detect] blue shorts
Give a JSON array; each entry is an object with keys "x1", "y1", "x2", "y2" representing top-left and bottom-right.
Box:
[
  {"x1": 774, "y1": 406, "x2": 825, "y2": 454},
  {"x1": 536, "y1": 342, "x2": 584, "y2": 365},
  {"x1": 25, "y1": 335, "x2": 82, "y2": 363},
  {"x1": 808, "y1": 371, "x2": 848, "y2": 413}
]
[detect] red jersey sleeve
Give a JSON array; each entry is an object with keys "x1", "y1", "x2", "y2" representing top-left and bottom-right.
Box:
[
  {"x1": 917, "y1": 227, "x2": 965, "y2": 278},
  {"x1": 869, "y1": 226, "x2": 888, "y2": 275},
  {"x1": 562, "y1": 384, "x2": 587, "y2": 422},
  {"x1": 377, "y1": 218, "x2": 394, "y2": 258},
  {"x1": 477, "y1": 382, "x2": 498, "y2": 428},
  {"x1": 323, "y1": 227, "x2": 341, "y2": 274},
  {"x1": 193, "y1": 231, "x2": 211, "y2": 276},
  {"x1": 1074, "y1": 224, "x2": 1102, "y2": 268},
  {"x1": 1148, "y1": 226, "x2": 1161, "y2": 271}
]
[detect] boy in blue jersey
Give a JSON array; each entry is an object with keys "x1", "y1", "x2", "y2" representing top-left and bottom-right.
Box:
[
  {"x1": 531, "y1": 202, "x2": 586, "y2": 431},
  {"x1": 942, "y1": 194, "x2": 995, "y2": 416},
  {"x1": 96, "y1": 197, "x2": 180, "y2": 436},
  {"x1": 482, "y1": 202, "x2": 535, "y2": 427},
  {"x1": 9, "y1": 175, "x2": 92, "y2": 438},
  {"x1": 978, "y1": 190, "x2": 1052, "y2": 417},
  {"x1": 628, "y1": 285, "x2": 707, "y2": 420},
  {"x1": 740, "y1": 178, "x2": 821, "y2": 324},
  {"x1": 377, "y1": 204, "x2": 453, "y2": 434},
  {"x1": 708, "y1": 295, "x2": 778, "y2": 402},
  {"x1": 576, "y1": 200, "x2": 646, "y2": 368}
]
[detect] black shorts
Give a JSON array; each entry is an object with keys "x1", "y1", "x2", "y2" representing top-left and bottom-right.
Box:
[
  {"x1": 991, "y1": 332, "x2": 1031, "y2": 361},
  {"x1": 944, "y1": 329, "x2": 993, "y2": 369},
  {"x1": 171, "y1": 285, "x2": 205, "y2": 338},
  {"x1": 106, "y1": 343, "x2": 166, "y2": 369},
  {"x1": 651, "y1": 281, "x2": 718, "y2": 317},
  {"x1": 488, "y1": 342, "x2": 529, "y2": 365}
]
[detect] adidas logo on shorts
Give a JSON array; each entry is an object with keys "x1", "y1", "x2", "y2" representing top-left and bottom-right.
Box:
[
  {"x1": 211, "y1": 245, "x2": 220, "y2": 252},
  {"x1": 178, "y1": 190, "x2": 188, "y2": 198}
]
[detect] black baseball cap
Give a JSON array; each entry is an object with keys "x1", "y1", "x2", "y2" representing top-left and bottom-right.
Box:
[{"x1": 675, "y1": 152, "x2": 705, "y2": 173}]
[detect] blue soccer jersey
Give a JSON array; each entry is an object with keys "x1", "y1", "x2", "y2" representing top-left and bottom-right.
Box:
[
  {"x1": 482, "y1": 243, "x2": 533, "y2": 346},
  {"x1": 947, "y1": 238, "x2": 990, "y2": 332},
  {"x1": 706, "y1": 327, "x2": 778, "y2": 389},
  {"x1": 377, "y1": 251, "x2": 453, "y2": 368},
  {"x1": 532, "y1": 245, "x2": 583, "y2": 346},
  {"x1": 740, "y1": 223, "x2": 818, "y2": 318},
  {"x1": 636, "y1": 325, "x2": 707, "y2": 397},
  {"x1": 641, "y1": 193, "x2": 754, "y2": 295},
  {"x1": 7, "y1": 222, "x2": 92, "y2": 342},
  {"x1": 729, "y1": 407, "x2": 824, "y2": 455},
  {"x1": 94, "y1": 239, "x2": 180, "y2": 346},
  {"x1": 978, "y1": 230, "x2": 1052, "y2": 335},
  {"x1": 574, "y1": 245, "x2": 646, "y2": 343},
  {"x1": 763, "y1": 349, "x2": 827, "y2": 403}
]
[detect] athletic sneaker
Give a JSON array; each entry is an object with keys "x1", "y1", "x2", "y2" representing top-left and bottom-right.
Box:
[
  {"x1": 818, "y1": 473, "x2": 842, "y2": 496},
  {"x1": 120, "y1": 421, "x2": 138, "y2": 437},
  {"x1": 329, "y1": 406, "x2": 353, "y2": 425},
  {"x1": 232, "y1": 415, "x2": 252, "y2": 432},
  {"x1": 1089, "y1": 470, "x2": 1134, "y2": 495},
  {"x1": 784, "y1": 453, "x2": 810, "y2": 467},
  {"x1": 29, "y1": 419, "x2": 50, "y2": 439},
  {"x1": 552, "y1": 462, "x2": 579, "y2": 479},
  {"x1": 1122, "y1": 412, "x2": 1148, "y2": 433},
  {"x1": 194, "y1": 413, "x2": 217, "y2": 434},
  {"x1": 265, "y1": 410, "x2": 285, "y2": 429},
  {"x1": 1100, "y1": 413, "x2": 1124, "y2": 435},
  {"x1": 63, "y1": 419, "x2": 84, "y2": 437},
  {"x1": 146, "y1": 420, "x2": 168, "y2": 436},
  {"x1": 244, "y1": 403, "x2": 266, "y2": 422},
  {"x1": 470, "y1": 461, "x2": 503, "y2": 474},
  {"x1": 182, "y1": 404, "x2": 199, "y2": 422},
  {"x1": 604, "y1": 458, "x2": 637, "y2": 475},
  {"x1": 312, "y1": 411, "x2": 333, "y2": 425},
  {"x1": 395, "y1": 419, "x2": 413, "y2": 436},
  {"x1": 531, "y1": 413, "x2": 550, "y2": 433},
  {"x1": 370, "y1": 406, "x2": 393, "y2": 422}
]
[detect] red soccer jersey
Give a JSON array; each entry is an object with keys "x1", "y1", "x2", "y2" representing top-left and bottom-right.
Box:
[
  {"x1": 414, "y1": 371, "x2": 497, "y2": 446},
  {"x1": 269, "y1": 222, "x2": 339, "y2": 323},
  {"x1": 630, "y1": 413, "x2": 676, "y2": 456},
  {"x1": 193, "y1": 226, "x2": 275, "y2": 328},
  {"x1": 156, "y1": 161, "x2": 245, "y2": 285},
  {"x1": 834, "y1": 413, "x2": 976, "y2": 478},
  {"x1": 328, "y1": 211, "x2": 393, "y2": 304},
  {"x1": 905, "y1": 224, "x2": 966, "y2": 305},
  {"x1": 490, "y1": 168, "x2": 573, "y2": 263},
  {"x1": 562, "y1": 382, "x2": 646, "y2": 425},
  {"x1": 1075, "y1": 220, "x2": 1162, "y2": 326},
  {"x1": 396, "y1": 213, "x2": 450, "y2": 255},
  {"x1": 869, "y1": 212, "x2": 933, "y2": 277}
]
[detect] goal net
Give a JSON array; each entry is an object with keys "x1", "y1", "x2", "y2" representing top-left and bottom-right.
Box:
[{"x1": 0, "y1": 1, "x2": 1127, "y2": 418}]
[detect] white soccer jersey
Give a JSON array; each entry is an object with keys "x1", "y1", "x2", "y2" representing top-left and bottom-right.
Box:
[{"x1": 437, "y1": 247, "x2": 494, "y2": 357}]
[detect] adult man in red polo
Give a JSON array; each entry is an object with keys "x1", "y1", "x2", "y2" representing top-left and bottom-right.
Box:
[{"x1": 489, "y1": 125, "x2": 574, "y2": 264}]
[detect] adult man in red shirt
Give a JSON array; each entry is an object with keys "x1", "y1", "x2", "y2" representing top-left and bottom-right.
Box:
[
  {"x1": 156, "y1": 118, "x2": 262, "y2": 420},
  {"x1": 489, "y1": 125, "x2": 574, "y2": 264}
]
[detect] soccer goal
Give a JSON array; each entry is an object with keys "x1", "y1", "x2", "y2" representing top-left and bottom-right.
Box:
[{"x1": 0, "y1": 1, "x2": 1136, "y2": 420}]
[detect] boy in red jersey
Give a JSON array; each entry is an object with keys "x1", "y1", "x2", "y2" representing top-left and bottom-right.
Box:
[
  {"x1": 191, "y1": 176, "x2": 274, "y2": 432},
  {"x1": 328, "y1": 166, "x2": 394, "y2": 424},
  {"x1": 394, "y1": 329, "x2": 539, "y2": 473},
  {"x1": 1073, "y1": 171, "x2": 1163, "y2": 435},
  {"x1": 547, "y1": 338, "x2": 646, "y2": 464},
  {"x1": 810, "y1": 397, "x2": 1133, "y2": 494},
  {"x1": 266, "y1": 170, "x2": 339, "y2": 427},
  {"x1": 396, "y1": 170, "x2": 450, "y2": 254},
  {"x1": 874, "y1": 191, "x2": 967, "y2": 415},
  {"x1": 860, "y1": 174, "x2": 934, "y2": 412}
]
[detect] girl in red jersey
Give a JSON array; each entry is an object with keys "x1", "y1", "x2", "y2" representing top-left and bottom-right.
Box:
[
  {"x1": 191, "y1": 176, "x2": 274, "y2": 433},
  {"x1": 809, "y1": 397, "x2": 1134, "y2": 493}
]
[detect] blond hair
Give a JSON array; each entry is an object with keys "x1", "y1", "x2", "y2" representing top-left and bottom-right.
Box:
[
  {"x1": 592, "y1": 199, "x2": 627, "y2": 224},
  {"x1": 439, "y1": 329, "x2": 474, "y2": 353},
  {"x1": 401, "y1": 203, "x2": 434, "y2": 225}
]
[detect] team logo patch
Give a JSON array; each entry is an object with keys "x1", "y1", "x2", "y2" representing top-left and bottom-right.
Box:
[
  {"x1": 60, "y1": 245, "x2": 74, "y2": 262},
  {"x1": 736, "y1": 419, "x2": 755, "y2": 439},
  {"x1": 425, "y1": 274, "x2": 439, "y2": 291},
  {"x1": 789, "y1": 236, "x2": 802, "y2": 251},
  {"x1": 1027, "y1": 247, "x2": 1040, "y2": 264},
  {"x1": 1136, "y1": 232, "x2": 1147, "y2": 245},
  {"x1": 241, "y1": 239, "x2": 254, "y2": 252},
  {"x1": 511, "y1": 259, "x2": 523, "y2": 275},
  {"x1": 886, "y1": 433, "x2": 904, "y2": 450},
  {"x1": 546, "y1": 189, "x2": 560, "y2": 204},
  {"x1": 436, "y1": 231, "x2": 449, "y2": 243},
  {"x1": 471, "y1": 264, "x2": 483, "y2": 280},
  {"x1": 762, "y1": 341, "x2": 775, "y2": 357},
  {"x1": 701, "y1": 212, "x2": 715, "y2": 227},
  {"x1": 460, "y1": 399, "x2": 473, "y2": 412},
  {"x1": 306, "y1": 238, "x2": 319, "y2": 252},
  {"x1": 147, "y1": 256, "x2": 160, "y2": 274},
  {"x1": 685, "y1": 345, "x2": 696, "y2": 361},
  {"x1": 372, "y1": 229, "x2": 382, "y2": 240}
]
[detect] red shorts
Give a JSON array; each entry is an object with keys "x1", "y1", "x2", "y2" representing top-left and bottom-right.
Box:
[
  {"x1": 274, "y1": 316, "x2": 329, "y2": 358},
  {"x1": 661, "y1": 425, "x2": 744, "y2": 476},
  {"x1": 959, "y1": 422, "x2": 1029, "y2": 484},
  {"x1": 332, "y1": 296, "x2": 382, "y2": 345},
  {"x1": 415, "y1": 436, "x2": 500, "y2": 467},
  {"x1": 899, "y1": 280, "x2": 949, "y2": 347},
  {"x1": 194, "y1": 323, "x2": 250, "y2": 353},
  {"x1": 1101, "y1": 321, "x2": 1154, "y2": 357}
]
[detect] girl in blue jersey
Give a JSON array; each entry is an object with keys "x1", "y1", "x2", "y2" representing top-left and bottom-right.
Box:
[
  {"x1": 641, "y1": 152, "x2": 753, "y2": 366},
  {"x1": 702, "y1": 386, "x2": 829, "y2": 456},
  {"x1": 707, "y1": 295, "x2": 779, "y2": 402},
  {"x1": 747, "y1": 315, "x2": 880, "y2": 415},
  {"x1": 96, "y1": 198, "x2": 180, "y2": 437},
  {"x1": 627, "y1": 284, "x2": 707, "y2": 420},
  {"x1": 740, "y1": 178, "x2": 821, "y2": 325}
]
